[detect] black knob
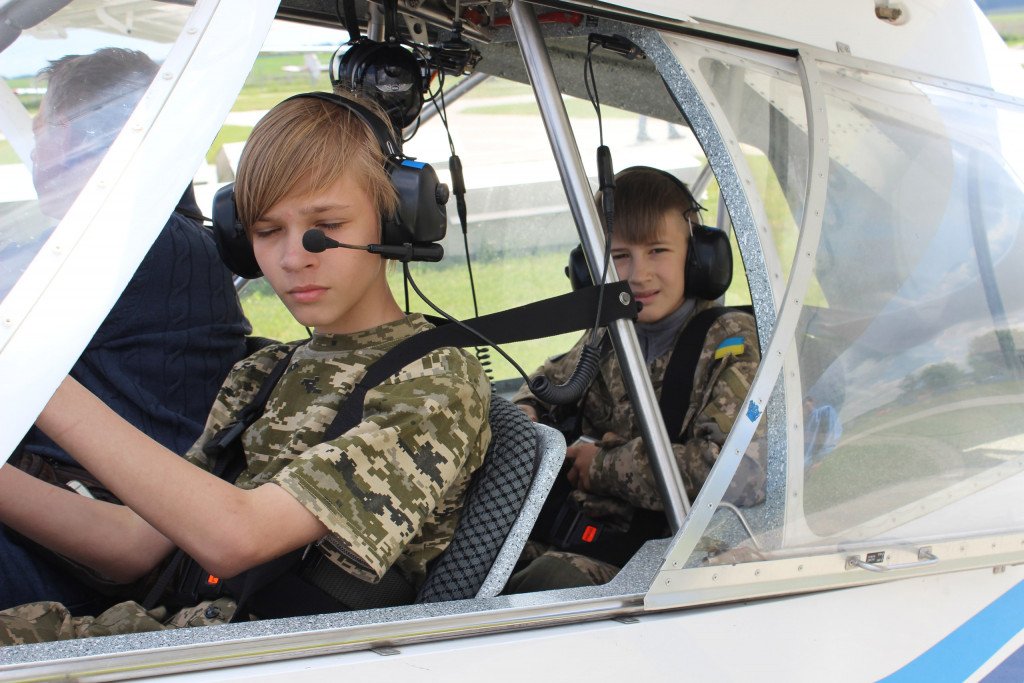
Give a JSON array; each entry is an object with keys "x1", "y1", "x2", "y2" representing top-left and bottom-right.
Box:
[{"x1": 435, "y1": 183, "x2": 450, "y2": 205}]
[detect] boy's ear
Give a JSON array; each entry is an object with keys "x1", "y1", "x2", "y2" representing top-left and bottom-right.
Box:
[{"x1": 685, "y1": 226, "x2": 732, "y2": 300}]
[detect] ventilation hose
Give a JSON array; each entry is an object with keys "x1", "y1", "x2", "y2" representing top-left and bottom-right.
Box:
[{"x1": 528, "y1": 342, "x2": 602, "y2": 406}]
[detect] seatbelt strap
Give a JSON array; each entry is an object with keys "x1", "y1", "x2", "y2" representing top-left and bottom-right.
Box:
[
  {"x1": 325, "y1": 281, "x2": 636, "y2": 440},
  {"x1": 659, "y1": 306, "x2": 732, "y2": 443}
]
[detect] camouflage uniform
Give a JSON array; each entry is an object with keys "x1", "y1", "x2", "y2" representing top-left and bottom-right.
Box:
[
  {"x1": 0, "y1": 314, "x2": 491, "y2": 644},
  {"x1": 510, "y1": 300, "x2": 764, "y2": 587}
]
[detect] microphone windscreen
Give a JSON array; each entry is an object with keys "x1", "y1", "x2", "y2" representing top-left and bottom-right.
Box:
[{"x1": 302, "y1": 229, "x2": 328, "y2": 253}]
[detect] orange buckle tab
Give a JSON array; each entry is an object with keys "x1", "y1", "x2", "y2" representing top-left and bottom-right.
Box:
[
  {"x1": 581, "y1": 525, "x2": 598, "y2": 543},
  {"x1": 206, "y1": 574, "x2": 220, "y2": 586}
]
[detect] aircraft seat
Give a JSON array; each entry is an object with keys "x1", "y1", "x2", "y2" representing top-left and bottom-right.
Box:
[{"x1": 416, "y1": 394, "x2": 565, "y2": 602}]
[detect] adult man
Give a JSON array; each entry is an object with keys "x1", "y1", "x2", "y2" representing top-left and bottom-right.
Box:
[{"x1": 0, "y1": 48, "x2": 250, "y2": 611}]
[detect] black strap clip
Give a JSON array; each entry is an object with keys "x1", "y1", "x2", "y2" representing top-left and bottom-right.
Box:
[{"x1": 202, "y1": 420, "x2": 246, "y2": 458}]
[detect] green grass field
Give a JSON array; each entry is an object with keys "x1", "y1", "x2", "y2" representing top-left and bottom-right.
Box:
[
  {"x1": 988, "y1": 10, "x2": 1024, "y2": 44},
  {"x1": 803, "y1": 386, "x2": 1024, "y2": 534},
  {"x1": 242, "y1": 250, "x2": 591, "y2": 382}
]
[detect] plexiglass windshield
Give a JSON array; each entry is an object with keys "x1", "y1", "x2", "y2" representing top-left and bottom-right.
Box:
[
  {"x1": 686, "y1": 43, "x2": 1024, "y2": 565},
  {"x1": 0, "y1": 0, "x2": 190, "y2": 304}
]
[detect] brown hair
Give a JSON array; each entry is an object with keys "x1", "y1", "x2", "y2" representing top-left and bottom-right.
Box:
[
  {"x1": 234, "y1": 94, "x2": 398, "y2": 230},
  {"x1": 597, "y1": 166, "x2": 700, "y2": 244},
  {"x1": 38, "y1": 48, "x2": 157, "y2": 142}
]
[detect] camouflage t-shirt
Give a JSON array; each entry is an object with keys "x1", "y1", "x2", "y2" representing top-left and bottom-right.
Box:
[
  {"x1": 186, "y1": 314, "x2": 491, "y2": 586},
  {"x1": 513, "y1": 300, "x2": 765, "y2": 528}
]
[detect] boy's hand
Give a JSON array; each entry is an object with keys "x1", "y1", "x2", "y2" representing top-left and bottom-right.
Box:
[
  {"x1": 566, "y1": 432, "x2": 623, "y2": 492},
  {"x1": 517, "y1": 403, "x2": 539, "y2": 422},
  {"x1": 565, "y1": 439, "x2": 598, "y2": 491}
]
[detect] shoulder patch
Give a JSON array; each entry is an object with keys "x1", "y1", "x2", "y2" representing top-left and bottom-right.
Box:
[{"x1": 714, "y1": 336, "x2": 745, "y2": 360}]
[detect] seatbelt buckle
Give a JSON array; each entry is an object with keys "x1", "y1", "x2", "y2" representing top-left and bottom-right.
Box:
[{"x1": 552, "y1": 503, "x2": 603, "y2": 550}]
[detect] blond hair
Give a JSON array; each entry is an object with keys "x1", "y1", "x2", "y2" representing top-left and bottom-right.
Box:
[{"x1": 234, "y1": 94, "x2": 398, "y2": 230}]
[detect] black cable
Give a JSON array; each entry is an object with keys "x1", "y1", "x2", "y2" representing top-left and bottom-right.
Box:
[
  {"x1": 583, "y1": 37, "x2": 616, "y2": 349},
  {"x1": 403, "y1": 275, "x2": 410, "y2": 314},
  {"x1": 430, "y1": 67, "x2": 492, "y2": 378},
  {"x1": 403, "y1": 263, "x2": 528, "y2": 382}
]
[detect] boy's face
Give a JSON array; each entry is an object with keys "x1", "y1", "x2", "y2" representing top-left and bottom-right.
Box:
[
  {"x1": 250, "y1": 173, "x2": 397, "y2": 335},
  {"x1": 610, "y1": 210, "x2": 690, "y2": 324}
]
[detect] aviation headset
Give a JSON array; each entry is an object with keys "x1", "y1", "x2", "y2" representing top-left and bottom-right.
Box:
[
  {"x1": 567, "y1": 166, "x2": 733, "y2": 301},
  {"x1": 333, "y1": 40, "x2": 427, "y2": 130},
  {"x1": 211, "y1": 91, "x2": 448, "y2": 279}
]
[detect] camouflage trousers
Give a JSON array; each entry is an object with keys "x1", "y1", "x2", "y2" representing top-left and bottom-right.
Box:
[
  {"x1": 504, "y1": 541, "x2": 619, "y2": 594},
  {"x1": 0, "y1": 597, "x2": 236, "y2": 646}
]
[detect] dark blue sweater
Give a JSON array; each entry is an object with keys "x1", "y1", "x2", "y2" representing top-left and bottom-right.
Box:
[
  {"x1": 0, "y1": 187, "x2": 251, "y2": 611},
  {"x1": 21, "y1": 186, "x2": 251, "y2": 462}
]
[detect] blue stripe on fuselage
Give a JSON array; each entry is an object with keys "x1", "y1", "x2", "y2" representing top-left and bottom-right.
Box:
[{"x1": 881, "y1": 580, "x2": 1024, "y2": 682}]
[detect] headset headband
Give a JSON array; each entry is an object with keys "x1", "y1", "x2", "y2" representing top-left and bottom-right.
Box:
[{"x1": 283, "y1": 91, "x2": 403, "y2": 160}]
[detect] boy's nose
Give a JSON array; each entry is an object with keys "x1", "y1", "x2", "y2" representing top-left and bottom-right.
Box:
[
  {"x1": 280, "y1": 230, "x2": 316, "y2": 270},
  {"x1": 629, "y1": 256, "x2": 651, "y2": 283}
]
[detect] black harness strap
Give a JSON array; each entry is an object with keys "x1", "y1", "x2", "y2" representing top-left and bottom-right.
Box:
[
  {"x1": 326, "y1": 281, "x2": 636, "y2": 440},
  {"x1": 142, "y1": 345, "x2": 301, "y2": 611},
  {"x1": 659, "y1": 306, "x2": 733, "y2": 443}
]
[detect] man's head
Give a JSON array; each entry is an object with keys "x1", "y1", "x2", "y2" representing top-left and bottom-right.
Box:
[
  {"x1": 233, "y1": 94, "x2": 398, "y2": 234},
  {"x1": 601, "y1": 166, "x2": 702, "y2": 323},
  {"x1": 32, "y1": 48, "x2": 158, "y2": 218}
]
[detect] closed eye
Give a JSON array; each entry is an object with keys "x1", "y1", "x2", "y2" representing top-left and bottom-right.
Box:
[
  {"x1": 250, "y1": 226, "x2": 280, "y2": 239},
  {"x1": 316, "y1": 222, "x2": 343, "y2": 231}
]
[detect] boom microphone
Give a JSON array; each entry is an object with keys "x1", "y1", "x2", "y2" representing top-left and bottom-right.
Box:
[
  {"x1": 302, "y1": 229, "x2": 355, "y2": 253},
  {"x1": 302, "y1": 229, "x2": 444, "y2": 263}
]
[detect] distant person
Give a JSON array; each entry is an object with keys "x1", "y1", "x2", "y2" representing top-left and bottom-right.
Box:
[
  {"x1": 0, "y1": 48, "x2": 250, "y2": 612},
  {"x1": 636, "y1": 115, "x2": 683, "y2": 143},
  {"x1": 509, "y1": 166, "x2": 765, "y2": 591}
]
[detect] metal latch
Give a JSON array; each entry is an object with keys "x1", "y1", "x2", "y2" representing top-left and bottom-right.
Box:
[{"x1": 846, "y1": 547, "x2": 938, "y2": 573}]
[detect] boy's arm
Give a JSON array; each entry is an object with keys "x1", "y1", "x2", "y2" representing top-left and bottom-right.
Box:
[
  {"x1": 35, "y1": 376, "x2": 328, "y2": 579},
  {"x1": 0, "y1": 465, "x2": 173, "y2": 583},
  {"x1": 585, "y1": 315, "x2": 766, "y2": 508}
]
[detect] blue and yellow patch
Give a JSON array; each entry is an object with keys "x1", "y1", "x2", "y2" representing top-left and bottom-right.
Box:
[{"x1": 714, "y1": 336, "x2": 745, "y2": 360}]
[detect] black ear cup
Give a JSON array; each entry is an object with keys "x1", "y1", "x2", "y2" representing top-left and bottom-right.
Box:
[
  {"x1": 212, "y1": 184, "x2": 261, "y2": 279},
  {"x1": 210, "y1": 92, "x2": 447, "y2": 279},
  {"x1": 685, "y1": 225, "x2": 733, "y2": 300},
  {"x1": 334, "y1": 40, "x2": 425, "y2": 130},
  {"x1": 565, "y1": 244, "x2": 592, "y2": 291},
  {"x1": 385, "y1": 158, "x2": 448, "y2": 246}
]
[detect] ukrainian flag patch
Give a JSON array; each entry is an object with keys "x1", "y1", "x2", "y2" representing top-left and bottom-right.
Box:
[{"x1": 714, "y1": 336, "x2": 745, "y2": 360}]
